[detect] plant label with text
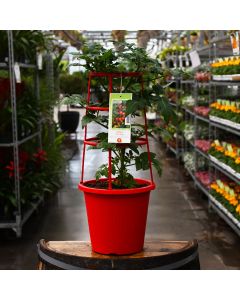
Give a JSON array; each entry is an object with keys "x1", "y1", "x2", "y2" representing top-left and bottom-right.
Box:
[{"x1": 108, "y1": 93, "x2": 132, "y2": 143}]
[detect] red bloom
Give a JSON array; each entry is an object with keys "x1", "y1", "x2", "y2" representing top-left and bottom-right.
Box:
[
  {"x1": 5, "y1": 161, "x2": 25, "y2": 179},
  {"x1": 19, "y1": 151, "x2": 29, "y2": 163},
  {"x1": 33, "y1": 149, "x2": 47, "y2": 163}
]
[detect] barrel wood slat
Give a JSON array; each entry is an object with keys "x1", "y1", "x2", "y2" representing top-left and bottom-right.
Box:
[{"x1": 37, "y1": 240, "x2": 200, "y2": 270}]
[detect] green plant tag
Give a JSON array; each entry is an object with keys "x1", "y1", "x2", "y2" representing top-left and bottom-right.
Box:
[
  {"x1": 222, "y1": 142, "x2": 227, "y2": 148},
  {"x1": 216, "y1": 180, "x2": 224, "y2": 189},
  {"x1": 224, "y1": 185, "x2": 230, "y2": 193},
  {"x1": 227, "y1": 144, "x2": 233, "y2": 152},
  {"x1": 108, "y1": 93, "x2": 132, "y2": 143},
  {"x1": 229, "y1": 189, "x2": 235, "y2": 197}
]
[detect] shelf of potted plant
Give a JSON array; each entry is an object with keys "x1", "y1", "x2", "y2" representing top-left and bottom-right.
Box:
[
  {"x1": 208, "y1": 140, "x2": 240, "y2": 184},
  {"x1": 211, "y1": 56, "x2": 240, "y2": 81},
  {"x1": 159, "y1": 31, "x2": 240, "y2": 237},
  {"x1": 209, "y1": 99, "x2": 240, "y2": 131},
  {"x1": 209, "y1": 179, "x2": 240, "y2": 235}
]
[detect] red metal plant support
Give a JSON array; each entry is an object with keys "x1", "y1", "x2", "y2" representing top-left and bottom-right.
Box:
[{"x1": 80, "y1": 72, "x2": 154, "y2": 187}]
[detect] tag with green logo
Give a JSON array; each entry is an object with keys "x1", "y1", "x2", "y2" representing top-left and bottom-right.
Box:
[{"x1": 108, "y1": 93, "x2": 132, "y2": 143}]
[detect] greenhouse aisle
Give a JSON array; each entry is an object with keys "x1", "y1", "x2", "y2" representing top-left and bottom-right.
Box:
[{"x1": 0, "y1": 122, "x2": 240, "y2": 270}]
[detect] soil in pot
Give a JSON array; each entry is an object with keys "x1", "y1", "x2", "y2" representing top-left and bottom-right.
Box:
[{"x1": 85, "y1": 180, "x2": 147, "y2": 189}]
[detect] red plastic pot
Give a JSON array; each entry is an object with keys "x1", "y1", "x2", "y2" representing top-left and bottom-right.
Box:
[{"x1": 78, "y1": 178, "x2": 155, "y2": 255}]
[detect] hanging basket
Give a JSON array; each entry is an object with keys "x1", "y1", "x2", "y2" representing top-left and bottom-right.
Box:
[{"x1": 79, "y1": 178, "x2": 155, "y2": 255}]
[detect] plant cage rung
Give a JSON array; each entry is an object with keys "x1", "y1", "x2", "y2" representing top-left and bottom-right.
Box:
[
  {"x1": 86, "y1": 106, "x2": 109, "y2": 111},
  {"x1": 84, "y1": 137, "x2": 148, "y2": 147},
  {"x1": 89, "y1": 72, "x2": 143, "y2": 78}
]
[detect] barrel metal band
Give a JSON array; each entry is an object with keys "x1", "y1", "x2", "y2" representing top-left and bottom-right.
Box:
[
  {"x1": 38, "y1": 245, "x2": 85, "y2": 270},
  {"x1": 150, "y1": 250, "x2": 199, "y2": 270},
  {"x1": 38, "y1": 244, "x2": 199, "y2": 270}
]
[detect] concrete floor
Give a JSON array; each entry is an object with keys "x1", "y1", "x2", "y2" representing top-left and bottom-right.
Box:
[{"x1": 0, "y1": 122, "x2": 240, "y2": 269}]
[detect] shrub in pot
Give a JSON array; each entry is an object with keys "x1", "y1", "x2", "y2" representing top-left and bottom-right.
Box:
[
  {"x1": 58, "y1": 97, "x2": 80, "y2": 133},
  {"x1": 72, "y1": 42, "x2": 177, "y2": 255},
  {"x1": 58, "y1": 72, "x2": 89, "y2": 133},
  {"x1": 190, "y1": 31, "x2": 199, "y2": 44}
]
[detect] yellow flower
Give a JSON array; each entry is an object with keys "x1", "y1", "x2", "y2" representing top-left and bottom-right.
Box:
[
  {"x1": 235, "y1": 157, "x2": 240, "y2": 164},
  {"x1": 225, "y1": 151, "x2": 237, "y2": 159},
  {"x1": 236, "y1": 204, "x2": 240, "y2": 214}
]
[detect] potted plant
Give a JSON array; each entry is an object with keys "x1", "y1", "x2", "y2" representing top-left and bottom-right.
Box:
[
  {"x1": 58, "y1": 71, "x2": 87, "y2": 133},
  {"x1": 58, "y1": 98, "x2": 80, "y2": 133},
  {"x1": 190, "y1": 31, "x2": 199, "y2": 44},
  {"x1": 72, "y1": 42, "x2": 176, "y2": 255}
]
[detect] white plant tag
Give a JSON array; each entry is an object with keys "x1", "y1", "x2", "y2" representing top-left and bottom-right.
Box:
[
  {"x1": 189, "y1": 50, "x2": 201, "y2": 68},
  {"x1": 37, "y1": 53, "x2": 43, "y2": 70},
  {"x1": 14, "y1": 63, "x2": 21, "y2": 83}
]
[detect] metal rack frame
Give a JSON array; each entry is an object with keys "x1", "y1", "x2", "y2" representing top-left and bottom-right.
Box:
[{"x1": 0, "y1": 31, "x2": 44, "y2": 237}]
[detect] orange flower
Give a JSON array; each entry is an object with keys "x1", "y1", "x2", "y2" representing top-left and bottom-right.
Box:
[{"x1": 215, "y1": 146, "x2": 224, "y2": 152}]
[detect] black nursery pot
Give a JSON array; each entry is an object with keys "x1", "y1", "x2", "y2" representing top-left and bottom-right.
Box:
[{"x1": 58, "y1": 111, "x2": 80, "y2": 133}]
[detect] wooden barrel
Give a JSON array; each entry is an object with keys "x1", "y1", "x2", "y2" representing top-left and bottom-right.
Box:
[{"x1": 37, "y1": 240, "x2": 200, "y2": 270}]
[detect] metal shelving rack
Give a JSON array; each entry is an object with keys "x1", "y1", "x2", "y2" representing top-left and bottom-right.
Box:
[
  {"x1": 180, "y1": 32, "x2": 240, "y2": 236},
  {"x1": 166, "y1": 78, "x2": 183, "y2": 158},
  {"x1": 0, "y1": 31, "x2": 43, "y2": 237}
]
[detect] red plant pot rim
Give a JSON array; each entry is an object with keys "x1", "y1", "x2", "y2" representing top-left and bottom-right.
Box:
[{"x1": 78, "y1": 178, "x2": 155, "y2": 195}]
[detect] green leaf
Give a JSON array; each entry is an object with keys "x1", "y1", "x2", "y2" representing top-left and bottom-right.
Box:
[
  {"x1": 135, "y1": 152, "x2": 150, "y2": 171},
  {"x1": 150, "y1": 152, "x2": 162, "y2": 177},
  {"x1": 135, "y1": 152, "x2": 162, "y2": 177},
  {"x1": 9, "y1": 196, "x2": 17, "y2": 207},
  {"x1": 128, "y1": 143, "x2": 139, "y2": 154},
  {"x1": 81, "y1": 113, "x2": 97, "y2": 127},
  {"x1": 95, "y1": 164, "x2": 109, "y2": 180},
  {"x1": 126, "y1": 100, "x2": 142, "y2": 116}
]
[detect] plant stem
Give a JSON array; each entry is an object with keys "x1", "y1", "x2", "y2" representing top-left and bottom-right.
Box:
[
  {"x1": 119, "y1": 148, "x2": 125, "y2": 186},
  {"x1": 94, "y1": 120, "x2": 108, "y2": 129}
]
